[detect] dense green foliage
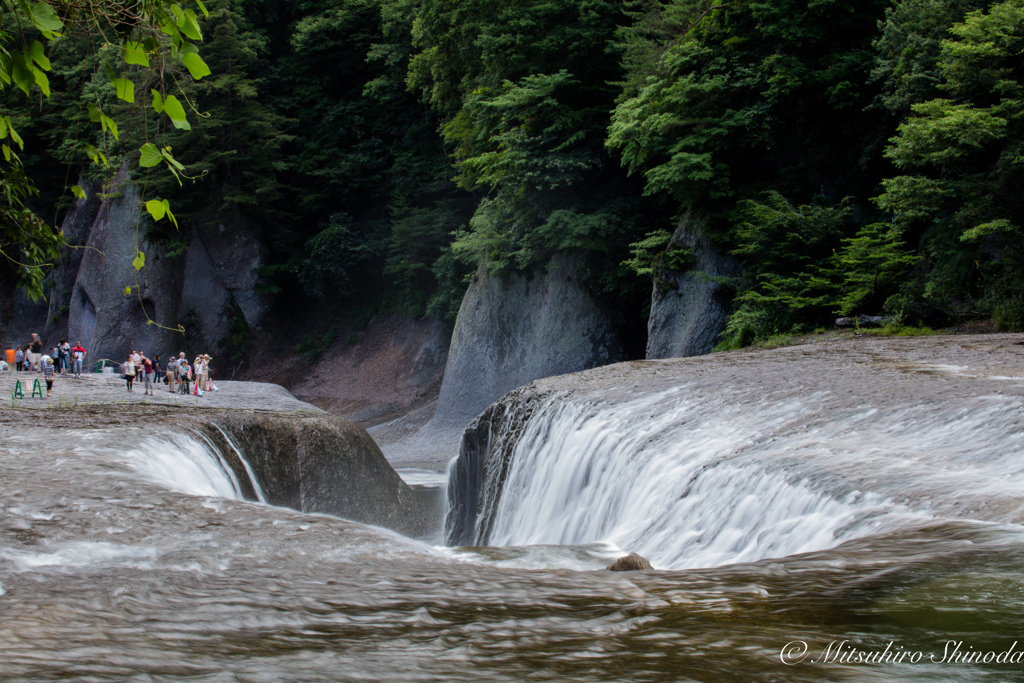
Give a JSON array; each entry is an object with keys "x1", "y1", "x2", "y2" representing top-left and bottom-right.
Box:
[{"x1": 6, "y1": 0, "x2": 1024, "y2": 349}]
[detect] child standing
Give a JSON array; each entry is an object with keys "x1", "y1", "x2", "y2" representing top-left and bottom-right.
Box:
[
  {"x1": 43, "y1": 357, "x2": 55, "y2": 396},
  {"x1": 123, "y1": 354, "x2": 136, "y2": 392}
]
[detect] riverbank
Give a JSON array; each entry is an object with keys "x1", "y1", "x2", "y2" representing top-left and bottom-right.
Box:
[{"x1": 0, "y1": 371, "x2": 320, "y2": 415}]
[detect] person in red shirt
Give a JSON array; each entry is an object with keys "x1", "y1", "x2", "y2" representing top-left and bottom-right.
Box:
[{"x1": 71, "y1": 341, "x2": 86, "y2": 378}]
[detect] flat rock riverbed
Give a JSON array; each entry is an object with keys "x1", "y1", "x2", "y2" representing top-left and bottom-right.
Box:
[{"x1": 0, "y1": 371, "x2": 320, "y2": 416}]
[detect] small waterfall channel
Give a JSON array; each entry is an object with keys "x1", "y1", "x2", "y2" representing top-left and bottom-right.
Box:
[
  {"x1": 119, "y1": 430, "x2": 266, "y2": 502},
  {"x1": 447, "y1": 382, "x2": 1024, "y2": 570}
]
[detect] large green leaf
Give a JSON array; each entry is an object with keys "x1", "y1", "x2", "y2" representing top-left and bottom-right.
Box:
[
  {"x1": 113, "y1": 78, "x2": 135, "y2": 103},
  {"x1": 139, "y1": 143, "x2": 162, "y2": 168},
  {"x1": 162, "y1": 95, "x2": 188, "y2": 122},
  {"x1": 29, "y1": 2, "x2": 63, "y2": 34},
  {"x1": 30, "y1": 65, "x2": 48, "y2": 97},
  {"x1": 181, "y1": 52, "x2": 210, "y2": 80},
  {"x1": 123, "y1": 41, "x2": 149, "y2": 67},
  {"x1": 145, "y1": 199, "x2": 167, "y2": 221},
  {"x1": 179, "y1": 9, "x2": 202, "y2": 41},
  {"x1": 29, "y1": 41, "x2": 50, "y2": 70}
]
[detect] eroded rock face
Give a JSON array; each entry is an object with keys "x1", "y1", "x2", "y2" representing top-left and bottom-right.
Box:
[
  {"x1": 68, "y1": 173, "x2": 183, "y2": 363},
  {"x1": 42, "y1": 168, "x2": 267, "y2": 362},
  {"x1": 197, "y1": 412, "x2": 430, "y2": 538},
  {"x1": 646, "y1": 210, "x2": 737, "y2": 359},
  {"x1": 432, "y1": 253, "x2": 622, "y2": 434}
]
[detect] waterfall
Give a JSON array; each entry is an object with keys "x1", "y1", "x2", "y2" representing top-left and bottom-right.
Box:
[
  {"x1": 120, "y1": 431, "x2": 262, "y2": 501},
  {"x1": 448, "y1": 385, "x2": 1024, "y2": 570}
]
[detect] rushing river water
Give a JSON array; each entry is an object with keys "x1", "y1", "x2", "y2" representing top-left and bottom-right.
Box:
[{"x1": 4, "y1": 348, "x2": 1024, "y2": 681}]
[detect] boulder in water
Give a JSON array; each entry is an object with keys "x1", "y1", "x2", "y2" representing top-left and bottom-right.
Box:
[{"x1": 607, "y1": 553, "x2": 653, "y2": 571}]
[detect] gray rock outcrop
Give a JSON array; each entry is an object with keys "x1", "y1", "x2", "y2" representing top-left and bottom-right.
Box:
[
  {"x1": 646, "y1": 210, "x2": 737, "y2": 359},
  {"x1": 68, "y1": 171, "x2": 183, "y2": 363},
  {"x1": 34, "y1": 166, "x2": 268, "y2": 364},
  {"x1": 432, "y1": 253, "x2": 621, "y2": 432},
  {"x1": 199, "y1": 412, "x2": 430, "y2": 538}
]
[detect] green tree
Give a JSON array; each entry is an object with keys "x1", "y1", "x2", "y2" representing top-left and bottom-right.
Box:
[{"x1": 876, "y1": 0, "x2": 1024, "y2": 325}]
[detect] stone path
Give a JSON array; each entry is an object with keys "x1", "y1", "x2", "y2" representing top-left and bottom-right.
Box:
[{"x1": 0, "y1": 370, "x2": 321, "y2": 413}]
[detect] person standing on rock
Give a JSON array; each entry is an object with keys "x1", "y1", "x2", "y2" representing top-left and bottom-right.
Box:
[
  {"x1": 58, "y1": 339, "x2": 70, "y2": 375},
  {"x1": 141, "y1": 353, "x2": 155, "y2": 396},
  {"x1": 193, "y1": 355, "x2": 205, "y2": 394},
  {"x1": 201, "y1": 355, "x2": 212, "y2": 391},
  {"x1": 71, "y1": 341, "x2": 86, "y2": 378},
  {"x1": 166, "y1": 354, "x2": 178, "y2": 392},
  {"x1": 123, "y1": 353, "x2": 136, "y2": 392},
  {"x1": 42, "y1": 357, "x2": 55, "y2": 397},
  {"x1": 29, "y1": 333, "x2": 42, "y2": 371},
  {"x1": 131, "y1": 349, "x2": 143, "y2": 379},
  {"x1": 177, "y1": 354, "x2": 191, "y2": 394}
]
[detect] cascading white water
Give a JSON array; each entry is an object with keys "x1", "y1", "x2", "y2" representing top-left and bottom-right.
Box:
[
  {"x1": 482, "y1": 386, "x2": 1024, "y2": 570},
  {"x1": 119, "y1": 432, "x2": 251, "y2": 500}
]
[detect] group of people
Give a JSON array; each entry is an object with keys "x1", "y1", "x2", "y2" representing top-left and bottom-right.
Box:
[
  {"x1": 14, "y1": 333, "x2": 87, "y2": 380},
  {"x1": 121, "y1": 350, "x2": 214, "y2": 396}
]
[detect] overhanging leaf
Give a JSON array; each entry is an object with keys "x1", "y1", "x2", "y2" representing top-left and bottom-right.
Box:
[
  {"x1": 139, "y1": 142, "x2": 162, "y2": 167},
  {"x1": 101, "y1": 114, "x2": 119, "y2": 140},
  {"x1": 31, "y1": 65, "x2": 49, "y2": 96},
  {"x1": 145, "y1": 198, "x2": 167, "y2": 221},
  {"x1": 179, "y1": 9, "x2": 202, "y2": 41},
  {"x1": 132, "y1": 250, "x2": 145, "y2": 271},
  {"x1": 29, "y1": 40, "x2": 50, "y2": 70},
  {"x1": 71, "y1": 185, "x2": 86, "y2": 199},
  {"x1": 123, "y1": 41, "x2": 149, "y2": 67},
  {"x1": 151, "y1": 89, "x2": 164, "y2": 113},
  {"x1": 181, "y1": 52, "x2": 210, "y2": 80},
  {"x1": 162, "y1": 95, "x2": 187, "y2": 122},
  {"x1": 112, "y1": 78, "x2": 135, "y2": 103},
  {"x1": 29, "y1": 2, "x2": 63, "y2": 34}
]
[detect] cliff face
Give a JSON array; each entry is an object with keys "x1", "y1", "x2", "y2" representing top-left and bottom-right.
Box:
[
  {"x1": 432, "y1": 253, "x2": 622, "y2": 432},
  {"x1": 7, "y1": 168, "x2": 268, "y2": 361},
  {"x1": 645, "y1": 211, "x2": 737, "y2": 359},
  {"x1": 372, "y1": 253, "x2": 622, "y2": 469}
]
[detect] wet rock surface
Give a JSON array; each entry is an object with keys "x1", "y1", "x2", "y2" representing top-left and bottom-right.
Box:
[
  {"x1": 447, "y1": 332, "x2": 1024, "y2": 546},
  {"x1": 607, "y1": 553, "x2": 653, "y2": 571},
  {"x1": 0, "y1": 374, "x2": 428, "y2": 536}
]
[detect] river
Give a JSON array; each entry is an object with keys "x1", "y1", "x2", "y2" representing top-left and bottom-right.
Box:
[{"x1": 3, "y1": 339, "x2": 1024, "y2": 681}]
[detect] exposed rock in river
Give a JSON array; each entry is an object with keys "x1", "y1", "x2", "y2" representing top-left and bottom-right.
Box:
[
  {"x1": 198, "y1": 412, "x2": 429, "y2": 538},
  {"x1": 645, "y1": 210, "x2": 737, "y2": 359},
  {"x1": 607, "y1": 553, "x2": 653, "y2": 571}
]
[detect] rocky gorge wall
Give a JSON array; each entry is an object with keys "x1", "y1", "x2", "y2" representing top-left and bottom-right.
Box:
[
  {"x1": 431, "y1": 253, "x2": 622, "y2": 431},
  {"x1": 645, "y1": 211, "x2": 737, "y2": 359},
  {"x1": 0, "y1": 167, "x2": 266, "y2": 362}
]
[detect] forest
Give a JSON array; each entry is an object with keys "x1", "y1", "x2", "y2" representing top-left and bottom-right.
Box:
[{"x1": 2, "y1": 0, "x2": 1022, "y2": 351}]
